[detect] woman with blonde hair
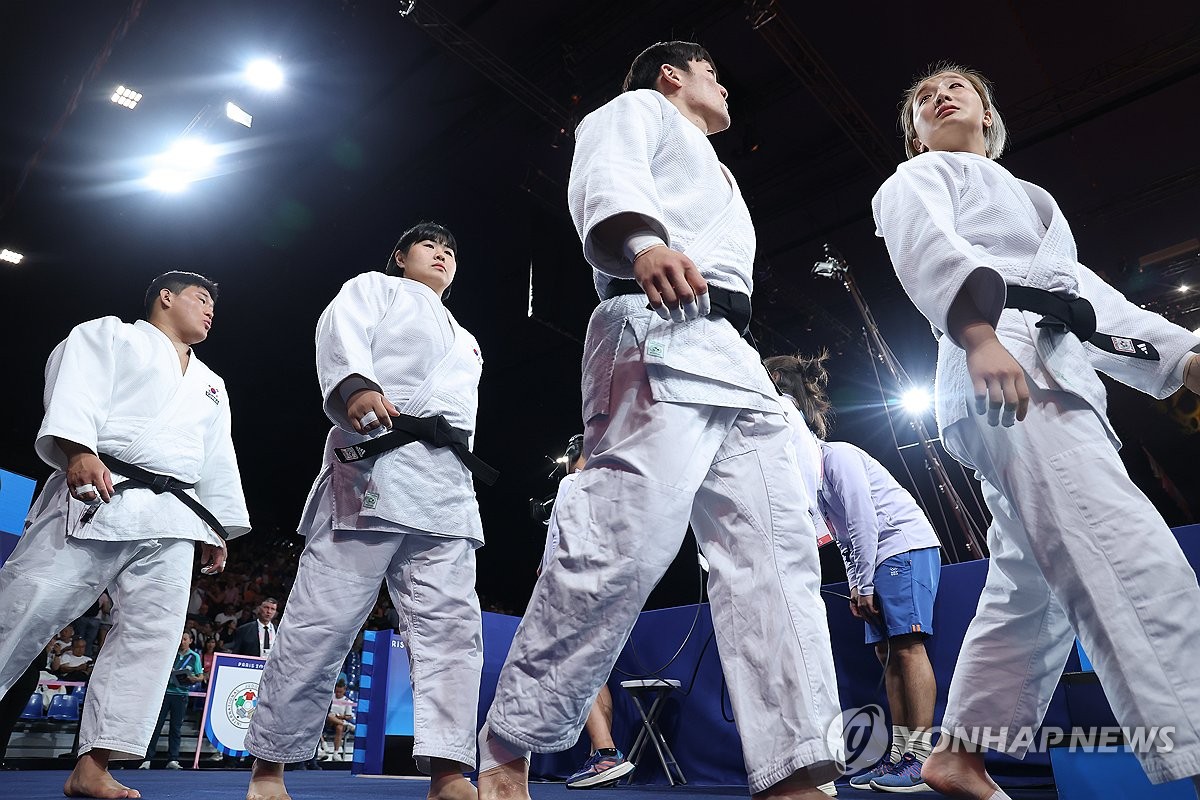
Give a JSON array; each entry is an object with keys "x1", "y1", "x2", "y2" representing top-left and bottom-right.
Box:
[{"x1": 873, "y1": 63, "x2": 1200, "y2": 799}]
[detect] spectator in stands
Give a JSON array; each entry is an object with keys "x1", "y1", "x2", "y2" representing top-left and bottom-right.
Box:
[
  {"x1": 46, "y1": 626, "x2": 74, "y2": 669},
  {"x1": 52, "y1": 638, "x2": 94, "y2": 682},
  {"x1": 232, "y1": 598, "x2": 278, "y2": 657},
  {"x1": 214, "y1": 604, "x2": 239, "y2": 628},
  {"x1": 140, "y1": 632, "x2": 203, "y2": 770},
  {"x1": 200, "y1": 638, "x2": 219, "y2": 685},
  {"x1": 323, "y1": 679, "x2": 356, "y2": 761}
]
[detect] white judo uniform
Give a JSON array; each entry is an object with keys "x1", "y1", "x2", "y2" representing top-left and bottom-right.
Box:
[
  {"x1": 0, "y1": 317, "x2": 250, "y2": 760},
  {"x1": 246, "y1": 273, "x2": 484, "y2": 771},
  {"x1": 874, "y1": 150, "x2": 1200, "y2": 784},
  {"x1": 486, "y1": 89, "x2": 843, "y2": 793}
]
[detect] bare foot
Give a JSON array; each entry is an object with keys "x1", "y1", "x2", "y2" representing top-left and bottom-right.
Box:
[
  {"x1": 428, "y1": 773, "x2": 478, "y2": 800},
  {"x1": 477, "y1": 757, "x2": 531, "y2": 800},
  {"x1": 922, "y1": 746, "x2": 1001, "y2": 799},
  {"x1": 246, "y1": 759, "x2": 292, "y2": 800},
  {"x1": 63, "y1": 752, "x2": 142, "y2": 799}
]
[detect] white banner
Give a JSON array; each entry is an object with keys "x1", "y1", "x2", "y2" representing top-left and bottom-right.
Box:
[{"x1": 197, "y1": 653, "x2": 266, "y2": 758}]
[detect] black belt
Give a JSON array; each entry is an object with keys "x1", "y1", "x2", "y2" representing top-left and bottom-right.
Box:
[
  {"x1": 604, "y1": 279, "x2": 753, "y2": 337},
  {"x1": 80, "y1": 454, "x2": 229, "y2": 540},
  {"x1": 1004, "y1": 285, "x2": 1159, "y2": 361},
  {"x1": 333, "y1": 413, "x2": 499, "y2": 486}
]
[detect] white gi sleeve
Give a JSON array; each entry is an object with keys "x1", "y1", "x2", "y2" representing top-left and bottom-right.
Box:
[
  {"x1": 1077, "y1": 264, "x2": 1200, "y2": 398},
  {"x1": 873, "y1": 155, "x2": 1007, "y2": 344},
  {"x1": 195, "y1": 378, "x2": 251, "y2": 540},
  {"x1": 568, "y1": 90, "x2": 669, "y2": 278},
  {"x1": 34, "y1": 317, "x2": 122, "y2": 470},
  {"x1": 823, "y1": 445, "x2": 881, "y2": 596},
  {"x1": 315, "y1": 272, "x2": 404, "y2": 431}
]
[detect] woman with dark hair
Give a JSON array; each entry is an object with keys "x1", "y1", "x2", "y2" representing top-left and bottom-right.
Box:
[
  {"x1": 766, "y1": 352, "x2": 942, "y2": 794},
  {"x1": 245, "y1": 222, "x2": 488, "y2": 800}
]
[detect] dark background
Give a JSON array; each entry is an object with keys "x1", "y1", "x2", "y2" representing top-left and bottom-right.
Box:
[{"x1": 2, "y1": 0, "x2": 1198, "y2": 612}]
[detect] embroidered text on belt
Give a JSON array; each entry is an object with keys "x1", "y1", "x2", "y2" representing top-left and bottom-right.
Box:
[
  {"x1": 603, "y1": 279, "x2": 753, "y2": 338},
  {"x1": 333, "y1": 413, "x2": 500, "y2": 486},
  {"x1": 1004, "y1": 285, "x2": 1160, "y2": 361},
  {"x1": 80, "y1": 454, "x2": 230, "y2": 540}
]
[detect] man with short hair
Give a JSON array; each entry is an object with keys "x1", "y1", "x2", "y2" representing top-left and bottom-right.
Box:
[
  {"x1": 53, "y1": 637, "x2": 95, "y2": 682},
  {"x1": 479, "y1": 43, "x2": 841, "y2": 800},
  {"x1": 233, "y1": 598, "x2": 279, "y2": 658},
  {"x1": 0, "y1": 270, "x2": 251, "y2": 799},
  {"x1": 140, "y1": 631, "x2": 204, "y2": 771}
]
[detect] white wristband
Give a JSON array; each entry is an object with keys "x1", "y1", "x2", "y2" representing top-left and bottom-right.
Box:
[{"x1": 623, "y1": 230, "x2": 667, "y2": 264}]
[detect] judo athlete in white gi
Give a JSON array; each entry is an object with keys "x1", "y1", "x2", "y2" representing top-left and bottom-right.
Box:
[
  {"x1": 873, "y1": 64, "x2": 1200, "y2": 800},
  {"x1": 0, "y1": 271, "x2": 250, "y2": 799},
  {"x1": 766, "y1": 353, "x2": 942, "y2": 793},
  {"x1": 246, "y1": 222, "x2": 488, "y2": 800},
  {"x1": 478, "y1": 42, "x2": 842, "y2": 800}
]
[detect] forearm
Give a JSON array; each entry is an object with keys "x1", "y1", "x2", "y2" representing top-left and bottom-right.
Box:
[
  {"x1": 947, "y1": 292, "x2": 998, "y2": 351},
  {"x1": 55, "y1": 438, "x2": 96, "y2": 459}
]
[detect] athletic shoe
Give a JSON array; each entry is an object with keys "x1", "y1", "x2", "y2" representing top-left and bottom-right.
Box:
[
  {"x1": 137, "y1": 761, "x2": 150, "y2": 770},
  {"x1": 817, "y1": 779, "x2": 837, "y2": 796},
  {"x1": 848, "y1": 757, "x2": 893, "y2": 788},
  {"x1": 565, "y1": 749, "x2": 635, "y2": 789},
  {"x1": 870, "y1": 752, "x2": 930, "y2": 793},
  {"x1": 165, "y1": 760, "x2": 182, "y2": 770}
]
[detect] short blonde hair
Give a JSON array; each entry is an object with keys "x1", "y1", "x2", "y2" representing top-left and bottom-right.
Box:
[{"x1": 899, "y1": 62, "x2": 1007, "y2": 160}]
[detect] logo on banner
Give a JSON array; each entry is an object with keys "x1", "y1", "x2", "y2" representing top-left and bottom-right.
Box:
[{"x1": 225, "y1": 683, "x2": 259, "y2": 729}]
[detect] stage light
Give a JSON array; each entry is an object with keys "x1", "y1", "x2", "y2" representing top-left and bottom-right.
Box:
[
  {"x1": 0, "y1": 249, "x2": 24, "y2": 264},
  {"x1": 900, "y1": 386, "x2": 932, "y2": 415},
  {"x1": 144, "y1": 138, "x2": 218, "y2": 193},
  {"x1": 1180, "y1": 284, "x2": 1191, "y2": 293},
  {"x1": 225, "y1": 101, "x2": 253, "y2": 128},
  {"x1": 244, "y1": 59, "x2": 284, "y2": 90},
  {"x1": 110, "y1": 85, "x2": 142, "y2": 109}
]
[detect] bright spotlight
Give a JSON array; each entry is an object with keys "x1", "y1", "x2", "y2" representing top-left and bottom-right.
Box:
[
  {"x1": 110, "y1": 85, "x2": 142, "y2": 109},
  {"x1": 899, "y1": 386, "x2": 932, "y2": 415},
  {"x1": 0, "y1": 249, "x2": 24, "y2": 264},
  {"x1": 245, "y1": 59, "x2": 284, "y2": 90},
  {"x1": 225, "y1": 101, "x2": 253, "y2": 128},
  {"x1": 1180, "y1": 284, "x2": 1191, "y2": 293},
  {"x1": 144, "y1": 138, "x2": 218, "y2": 193}
]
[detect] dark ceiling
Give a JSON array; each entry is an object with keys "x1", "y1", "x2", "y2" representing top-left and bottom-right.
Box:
[{"x1": 2, "y1": 0, "x2": 1199, "y2": 609}]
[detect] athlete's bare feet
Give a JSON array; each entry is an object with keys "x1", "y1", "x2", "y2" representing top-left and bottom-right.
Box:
[
  {"x1": 63, "y1": 751, "x2": 142, "y2": 799},
  {"x1": 753, "y1": 767, "x2": 840, "y2": 799},
  {"x1": 246, "y1": 758, "x2": 292, "y2": 800},
  {"x1": 428, "y1": 773, "x2": 478, "y2": 800},
  {"x1": 477, "y1": 757, "x2": 531, "y2": 800},
  {"x1": 922, "y1": 740, "x2": 1004, "y2": 799}
]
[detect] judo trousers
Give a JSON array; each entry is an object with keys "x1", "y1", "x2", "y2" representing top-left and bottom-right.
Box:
[
  {"x1": 245, "y1": 508, "x2": 482, "y2": 772},
  {"x1": 487, "y1": 331, "x2": 843, "y2": 794},
  {"x1": 941, "y1": 383, "x2": 1200, "y2": 784},
  {"x1": 0, "y1": 512, "x2": 192, "y2": 761}
]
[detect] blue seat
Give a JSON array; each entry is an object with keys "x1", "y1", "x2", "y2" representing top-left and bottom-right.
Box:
[
  {"x1": 47, "y1": 693, "x2": 81, "y2": 721},
  {"x1": 19, "y1": 692, "x2": 43, "y2": 720}
]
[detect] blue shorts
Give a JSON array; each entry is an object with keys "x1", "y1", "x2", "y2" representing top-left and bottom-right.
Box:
[{"x1": 864, "y1": 546, "x2": 941, "y2": 644}]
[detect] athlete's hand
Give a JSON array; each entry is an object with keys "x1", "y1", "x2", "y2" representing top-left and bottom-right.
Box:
[
  {"x1": 961, "y1": 321, "x2": 1029, "y2": 427},
  {"x1": 65, "y1": 450, "x2": 113, "y2": 503},
  {"x1": 1184, "y1": 354, "x2": 1200, "y2": 396},
  {"x1": 200, "y1": 542, "x2": 227, "y2": 575},
  {"x1": 633, "y1": 246, "x2": 710, "y2": 323},
  {"x1": 849, "y1": 587, "x2": 882, "y2": 627},
  {"x1": 347, "y1": 389, "x2": 399, "y2": 433}
]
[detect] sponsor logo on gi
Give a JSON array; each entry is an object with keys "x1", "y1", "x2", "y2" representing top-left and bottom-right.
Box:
[
  {"x1": 826, "y1": 704, "x2": 888, "y2": 774},
  {"x1": 646, "y1": 342, "x2": 666, "y2": 358},
  {"x1": 363, "y1": 491, "x2": 379, "y2": 510},
  {"x1": 1111, "y1": 336, "x2": 1136, "y2": 354},
  {"x1": 224, "y1": 683, "x2": 259, "y2": 729},
  {"x1": 206, "y1": 385, "x2": 221, "y2": 404}
]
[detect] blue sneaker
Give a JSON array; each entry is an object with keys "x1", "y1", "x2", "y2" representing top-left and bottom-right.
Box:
[
  {"x1": 869, "y1": 752, "x2": 930, "y2": 793},
  {"x1": 565, "y1": 749, "x2": 635, "y2": 789},
  {"x1": 848, "y1": 757, "x2": 894, "y2": 788}
]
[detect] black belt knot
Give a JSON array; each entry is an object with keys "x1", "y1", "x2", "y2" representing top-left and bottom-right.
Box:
[
  {"x1": 80, "y1": 454, "x2": 229, "y2": 540},
  {"x1": 1004, "y1": 284, "x2": 1159, "y2": 361},
  {"x1": 603, "y1": 279, "x2": 753, "y2": 338},
  {"x1": 333, "y1": 413, "x2": 499, "y2": 486}
]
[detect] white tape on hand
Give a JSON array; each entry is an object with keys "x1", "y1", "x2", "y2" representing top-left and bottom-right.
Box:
[
  {"x1": 75, "y1": 483, "x2": 97, "y2": 498},
  {"x1": 360, "y1": 410, "x2": 378, "y2": 429}
]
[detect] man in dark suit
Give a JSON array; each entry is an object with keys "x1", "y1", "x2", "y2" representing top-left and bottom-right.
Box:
[{"x1": 232, "y1": 598, "x2": 277, "y2": 657}]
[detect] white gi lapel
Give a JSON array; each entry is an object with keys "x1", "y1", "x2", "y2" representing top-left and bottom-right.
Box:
[
  {"x1": 1017, "y1": 179, "x2": 1080, "y2": 294},
  {"x1": 399, "y1": 308, "x2": 460, "y2": 416},
  {"x1": 679, "y1": 166, "x2": 752, "y2": 270}
]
